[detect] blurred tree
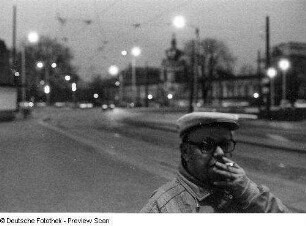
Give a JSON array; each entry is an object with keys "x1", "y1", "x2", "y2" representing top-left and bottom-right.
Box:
[
  {"x1": 15, "y1": 36, "x2": 78, "y2": 102},
  {"x1": 239, "y1": 63, "x2": 256, "y2": 75},
  {"x1": 183, "y1": 38, "x2": 236, "y2": 104}
]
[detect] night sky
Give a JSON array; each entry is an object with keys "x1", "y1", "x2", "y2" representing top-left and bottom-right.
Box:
[{"x1": 1, "y1": 0, "x2": 305, "y2": 81}]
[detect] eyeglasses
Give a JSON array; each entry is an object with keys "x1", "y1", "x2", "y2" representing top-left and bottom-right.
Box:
[{"x1": 186, "y1": 137, "x2": 236, "y2": 154}]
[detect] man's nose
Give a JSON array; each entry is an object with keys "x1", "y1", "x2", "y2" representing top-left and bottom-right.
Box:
[{"x1": 213, "y1": 146, "x2": 225, "y2": 157}]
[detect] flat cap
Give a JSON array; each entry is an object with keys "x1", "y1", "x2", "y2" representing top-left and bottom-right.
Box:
[{"x1": 177, "y1": 112, "x2": 239, "y2": 137}]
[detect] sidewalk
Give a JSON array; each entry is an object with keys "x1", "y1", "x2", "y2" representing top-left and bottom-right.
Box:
[{"x1": 121, "y1": 108, "x2": 306, "y2": 153}]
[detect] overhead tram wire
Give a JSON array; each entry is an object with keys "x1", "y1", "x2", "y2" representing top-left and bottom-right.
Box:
[
  {"x1": 94, "y1": 0, "x2": 192, "y2": 49},
  {"x1": 134, "y1": 0, "x2": 192, "y2": 28},
  {"x1": 93, "y1": 0, "x2": 123, "y2": 50}
]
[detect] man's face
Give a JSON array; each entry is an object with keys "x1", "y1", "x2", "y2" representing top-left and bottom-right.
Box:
[{"x1": 182, "y1": 126, "x2": 234, "y2": 183}]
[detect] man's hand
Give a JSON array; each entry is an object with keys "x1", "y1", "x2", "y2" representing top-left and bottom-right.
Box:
[{"x1": 210, "y1": 157, "x2": 251, "y2": 198}]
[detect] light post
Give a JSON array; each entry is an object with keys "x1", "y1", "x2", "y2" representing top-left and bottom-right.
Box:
[
  {"x1": 21, "y1": 32, "x2": 39, "y2": 105},
  {"x1": 278, "y1": 58, "x2": 290, "y2": 106},
  {"x1": 108, "y1": 65, "x2": 119, "y2": 105},
  {"x1": 72, "y1": 82, "x2": 77, "y2": 107},
  {"x1": 266, "y1": 67, "x2": 277, "y2": 107},
  {"x1": 131, "y1": 47, "x2": 141, "y2": 105},
  {"x1": 173, "y1": 15, "x2": 200, "y2": 112},
  {"x1": 36, "y1": 60, "x2": 57, "y2": 106},
  {"x1": 65, "y1": 75, "x2": 71, "y2": 82}
]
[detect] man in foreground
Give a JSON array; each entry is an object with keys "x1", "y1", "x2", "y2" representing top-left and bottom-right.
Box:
[{"x1": 141, "y1": 112, "x2": 290, "y2": 213}]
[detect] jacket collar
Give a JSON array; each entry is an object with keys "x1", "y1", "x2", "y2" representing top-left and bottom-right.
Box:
[{"x1": 177, "y1": 164, "x2": 214, "y2": 201}]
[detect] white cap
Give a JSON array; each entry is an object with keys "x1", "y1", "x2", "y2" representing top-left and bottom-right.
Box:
[{"x1": 177, "y1": 112, "x2": 239, "y2": 137}]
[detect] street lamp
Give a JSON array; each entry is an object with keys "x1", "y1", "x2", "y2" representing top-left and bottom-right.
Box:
[
  {"x1": 278, "y1": 58, "x2": 290, "y2": 106},
  {"x1": 173, "y1": 15, "x2": 200, "y2": 112},
  {"x1": 266, "y1": 67, "x2": 277, "y2": 107},
  {"x1": 65, "y1": 75, "x2": 71, "y2": 81},
  {"x1": 131, "y1": 46, "x2": 141, "y2": 105},
  {"x1": 36, "y1": 61, "x2": 44, "y2": 69},
  {"x1": 72, "y1": 82, "x2": 77, "y2": 107},
  {"x1": 21, "y1": 32, "x2": 39, "y2": 105},
  {"x1": 36, "y1": 60, "x2": 57, "y2": 105},
  {"x1": 173, "y1": 16, "x2": 186, "y2": 29},
  {"x1": 108, "y1": 65, "x2": 119, "y2": 76}
]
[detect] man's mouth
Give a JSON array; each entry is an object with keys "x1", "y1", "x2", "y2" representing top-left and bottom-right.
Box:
[{"x1": 209, "y1": 156, "x2": 225, "y2": 168}]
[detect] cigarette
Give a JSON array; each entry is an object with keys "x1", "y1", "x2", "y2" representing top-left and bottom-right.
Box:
[{"x1": 226, "y1": 162, "x2": 234, "y2": 167}]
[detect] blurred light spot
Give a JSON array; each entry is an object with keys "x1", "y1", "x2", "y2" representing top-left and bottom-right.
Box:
[
  {"x1": 72, "y1": 82, "x2": 77, "y2": 92},
  {"x1": 173, "y1": 15, "x2": 186, "y2": 28},
  {"x1": 109, "y1": 65, "x2": 119, "y2": 76},
  {"x1": 36, "y1": 61, "x2": 44, "y2": 69},
  {"x1": 65, "y1": 75, "x2": 71, "y2": 81},
  {"x1": 278, "y1": 163, "x2": 285, "y2": 168},
  {"x1": 44, "y1": 85, "x2": 50, "y2": 94},
  {"x1": 253, "y1": 93, "x2": 259, "y2": 98}
]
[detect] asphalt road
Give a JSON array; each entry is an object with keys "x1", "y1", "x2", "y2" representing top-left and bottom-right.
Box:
[
  {"x1": 1, "y1": 107, "x2": 306, "y2": 212},
  {"x1": 0, "y1": 119, "x2": 166, "y2": 212}
]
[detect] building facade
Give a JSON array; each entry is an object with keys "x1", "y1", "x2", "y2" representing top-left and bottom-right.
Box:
[{"x1": 271, "y1": 42, "x2": 306, "y2": 104}]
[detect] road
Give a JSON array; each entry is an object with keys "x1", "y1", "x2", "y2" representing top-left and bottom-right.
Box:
[
  {"x1": 0, "y1": 107, "x2": 306, "y2": 212},
  {"x1": 0, "y1": 118, "x2": 166, "y2": 212}
]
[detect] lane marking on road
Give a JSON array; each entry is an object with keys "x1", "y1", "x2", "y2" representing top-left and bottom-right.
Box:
[{"x1": 267, "y1": 134, "x2": 290, "y2": 142}]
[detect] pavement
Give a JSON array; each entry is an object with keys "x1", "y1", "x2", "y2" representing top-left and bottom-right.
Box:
[
  {"x1": 12, "y1": 106, "x2": 306, "y2": 153},
  {"x1": 119, "y1": 107, "x2": 306, "y2": 153}
]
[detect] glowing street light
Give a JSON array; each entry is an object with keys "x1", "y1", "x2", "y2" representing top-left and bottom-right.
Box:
[
  {"x1": 278, "y1": 58, "x2": 290, "y2": 105},
  {"x1": 44, "y1": 85, "x2": 50, "y2": 94},
  {"x1": 148, "y1": 94, "x2": 153, "y2": 100},
  {"x1": 72, "y1": 82, "x2": 77, "y2": 92},
  {"x1": 51, "y1": 63, "x2": 57, "y2": 68},
  {"x1": 65, "y1": 75, "x2": 71, "y2": 81},
  {"x1": 94, "y1": 93, "x2": 99, "y2": 99},
  {"x1": 131, "y1": 47, "x2": 141, "y2": 104},
  {"x1": 28, "y1": 32, "x2": 39, "y2": 43},
  {"x1": 267, "y1": 67, "x2": 277, "y2": 106},
  {"x1": 72, "y1": 82, "x2": 77, "y2": 107},
  {"x1": 36, "y1": 61, "x2": 44, "y2": 69},
  {"x1": 173, "y1": 15, "x2": 186, "y2": 29},
  {"x1": 21, "y1": 32, "x2": 39, "y2": 104},
  {"x1": 131, "y1": 46, "x2": 141, "y2": 57},
  {"x1": 167, "y1": 93, "x2": 173, "y2": 100},
  {"x1": 121, "y1": 50, "x2": 127, "y2": 56},
  {"x1": 172, "y1": 16, "x2": 200, "y2": 112},
  {"x1": 108, "y1": 65, "x2": 119, "y2": 76},
  {"x1": 253, "y1": 93, "x2": 259, "y2": 99}
]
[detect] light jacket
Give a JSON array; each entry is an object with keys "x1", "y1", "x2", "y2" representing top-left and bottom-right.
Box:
[{"x1": 140, "y1": 165, "x2": 290, "y2": 213}]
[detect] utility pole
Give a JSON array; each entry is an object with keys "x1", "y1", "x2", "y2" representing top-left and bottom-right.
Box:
[
  {"x1": 265, "y1": 16, "x2": 271, "y2": 117},
  {"x1": 145, "y1": 62, "x2": 149, "y2": 107},
  {"x1": 257, "y1": 50, "x2": 264, "y2": 113},
  {"x1": 188, "y1": 43, "x2": 195, "y2": 113},
  {"x1": 194, "y1": 28, "x2": 200, "y2": 106},
  {"x1": 12, "y1": 5, "x2": 19, "y2": 110}
]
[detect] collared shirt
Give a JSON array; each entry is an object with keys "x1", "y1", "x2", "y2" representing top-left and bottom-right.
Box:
[{"x1": 140, "y1": 165, "x2": 290, "y2": 213}]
